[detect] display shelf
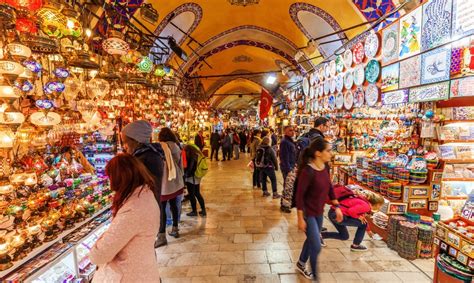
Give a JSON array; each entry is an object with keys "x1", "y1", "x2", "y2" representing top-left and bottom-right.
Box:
[
  {"x1": 0, "y1": 205, "x2": 111, "y2": 279},
  {"x1": 347, "y1": 176, "x2": 396, "y2": 203},
  {"x1": 442, "y1": 178, "x2": 474, "y2": 182},
  {"x1": 441, "y1": 120, "x2": 474, "y2": 124},
  {"x1": 440, "y1": 140, "x2": 474, "y2": 144},
  {"x1": 25, "y1": 247, "x2": 76, "y2": 283},
  {"x1": 366, "y1": 216, "x2": 388, "y2": 241},
  {"x1": 442, "y1": 159, "x2": 474, "y2": 164}
]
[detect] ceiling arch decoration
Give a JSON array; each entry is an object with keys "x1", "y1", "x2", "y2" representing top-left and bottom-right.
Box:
[
  {"x1": 351, "y1": 0, "x2": 400, "y2": 31},
  {"x1": 179, "y1": 25, "x2": 312, "y2": 73},
  {"x1": 289, "y1": 2, "x2": 347, "y2": 58},
  {"x1": 207, "y1": 71, "x2": 264, "y2": 98},
  {"x1": 184, "y1": 39, "x2": 303, "y2": 77},
  {"x1": 210, "y1": 79, "x2": 263, "y2": 110}
]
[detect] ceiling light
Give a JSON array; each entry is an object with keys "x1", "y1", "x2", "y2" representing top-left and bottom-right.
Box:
[
  {"x1": 85, "y1": 28, "x2": 92, "y2": 38},
  {"x1": 266, "y1": 74, "x2": 277, "y2": 85}
]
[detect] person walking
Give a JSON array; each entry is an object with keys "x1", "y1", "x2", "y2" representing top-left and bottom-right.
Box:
[
  {"x1": 158, "y1": 127, "x2": 185, "y2": 239},
  {"x1": 194, "y1": 130, "x2": 205, "y2": 151},
  {"x1": 279, "y1": 125, "x2": 297, "y2": 183},
  {"x1": 210, "y1": 130, "x2": 221, "y2": 161},
  {"x1": 322, "y1": 189, "x2": 384, "y2": 252},
  {"x1": 256, "y1": 137, "x2": 280, "y2": 198},
  {"x1": 250, "y1": 129, "x2": 262, "y2": 189},
  {"x1": 306, "y1": 117, "x2": 330, "y2": 141},
  {"x1": 239, "y1": 130, "x2": 247, "y2": 153},
  {"x1": 121, "y1": 120, "x2": 166, "y2": 248},
  {"x1": 233, "y1": 130, "x2": 241, "y2": 160},
  {"x1": 89, "y1": 154, "x2": 161, "y2": 282},
  {"x1": 295, "y1": 138, "x2": 343, "y2": 280},
  {"x1": 221, "y1": 130, "x2": 232, "y2": 161},
  {"x1": 184, "y1": 144, "x2": 207, "y2": 217}
]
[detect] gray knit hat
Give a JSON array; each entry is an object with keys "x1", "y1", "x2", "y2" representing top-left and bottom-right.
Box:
[{"x1": 122, "y1": 120, "x2": 152, "y2": 144}]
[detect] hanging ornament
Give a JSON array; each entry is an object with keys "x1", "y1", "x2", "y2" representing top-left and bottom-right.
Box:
[
  {"x1": 30, "y1": 111, "x2": 61, "y2": 126},
  {"x1": 102, "y1": 31, "x2": 129, "y2": 56},
  {"x1": 0, "y1": 126, "x2": 14, "y2": 148},
  {"x1": 63, "y1": 76, "x2": 82, "y2": 101},
  {"x1": 36, "y1": 5, "x2": 67, "y2": 38},
  {"x1": 53, "y1": 67, "x2": 69, "y2": 80},
  {"x1": 15, "y1": 18, "x2": 38, "y2": 34},
  {"x1": 5, "y1": 0, "x2": 42, "y2": 11},
  {"x1": 86, "y1": 78, "x2": 109, "y2": 99},
  {"x1": 23, "y1": 60, "x2": 42, "y2": 73}
]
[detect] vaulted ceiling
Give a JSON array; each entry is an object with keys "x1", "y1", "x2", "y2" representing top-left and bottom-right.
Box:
[{"x1": 133, "y1": 0, "x2": 401, "y2": 110}]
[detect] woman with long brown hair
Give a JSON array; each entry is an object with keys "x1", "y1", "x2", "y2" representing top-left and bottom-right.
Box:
[{"x1": 88, "y1": 154, "x2": 161, "y2": 282}]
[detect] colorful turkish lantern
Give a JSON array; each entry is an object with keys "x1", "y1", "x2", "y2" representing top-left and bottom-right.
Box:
[
  {"x1": 102, "y1": 31, "x2": 129, "y2": 56},
  {"x1": 15, "y1": 18, "x2": 38, "y2": 34},
  {"x1": 36, "y1": 5, "x2": 67, "y2": 38},
  {"x1": 5, "y1": 0, "x2": 42, "y2": 11},
  {"x1": 137, "y1": 56, "x2": 153, "y2": 73}
]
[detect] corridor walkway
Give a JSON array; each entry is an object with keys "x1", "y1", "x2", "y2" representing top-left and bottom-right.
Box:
[{"x1": 156, "y1": 155, "x2": 434, "y2": 283}]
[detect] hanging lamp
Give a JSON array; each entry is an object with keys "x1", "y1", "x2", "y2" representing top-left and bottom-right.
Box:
[{"x1": 102, "y1": 30, "x2": 129, "y2": 56}]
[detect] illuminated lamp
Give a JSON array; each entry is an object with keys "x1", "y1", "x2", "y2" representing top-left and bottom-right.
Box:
[
  {"x1": 61, "y1": 7, "x2": 82, "y2": 38},
  {"x1": 63, "y1": 76, "x2": 82, "y2": 101},
  {"x1": 15, "y1": 18, "x2": 38, "y2": 34},
  {"x1": 0, "y1": 112, "x2": 25, "y2": 125},
  {"x1": 86, "y1": 78, "x2": 109, "y2": 99},
  {"x1": 16, "y1": 122, "x2": 36, "y2": 143},
  {"x1": 30, "y1": 111, "x2": 61, "y2": 126},
  {"x1": 137, "y1": 56, "x2": 153, "y2": 73},
  {"x1": 102, "y1": 31, "x2": 129, "y2": 56},
  {"x1": 6, "y1": 43, "x2": 31, "y2": 59},
  {"x1": 0, "y1": 126, "x2": 14, "y2": 148},
  {"x1": 154, "y1": 65, "x2": 166, "y2": 77},
  {"x1": 36, "y1": 5, "x2": 67, "y2": 38},
  {"x1": 0, "y1": 61, "x2": 24, "y2": 80},
  {"x1": 0, "y1": 85, "x2": 20, "y2": 99},
  {"x1": 5, "y1": 0, "x2": 42, "y2": 11},
  {"x1": 23, "y1": 60, "x2": 42, "y2": 73}
]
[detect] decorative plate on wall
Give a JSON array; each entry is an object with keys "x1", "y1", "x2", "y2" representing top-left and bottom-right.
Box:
[
  {"x1": 343, "y1": 49, "x2": 353, "y2": 69},
  {"x1": 382, "y1": 21, "x2": 399, "y2": 65},
  {"x1": 323, "y1": 95, "x2": 329, "y2": 109},
  {"x1": 328, "y1": 94, "x2": 336, "y2": 110},
  {"x1": 344, "y1": 90, "x2": 354, "y2": 110},
  {"x1": 365, "y1": 59, "x2": 381, "y2": 83},
  {"x1": 329, "y1": 60, "x2": 337, "y2": 77},
  {"x1": 312, "y1": 99, "x2": 319, "y2": 112},
  {"x1": 335, "y1": 91, "x2": 344, "y2": 109},
  {"x1": 399, "y1": 55, "x2": 421, "y2": 89},
  {"x1": 335, "y1": 73, "x2": 344, "y2": 92},
  {"x1": 310, "y1": 72, "x2": 319, "y2": 85},
  {"x1": 324, "y1": 63, "x2": 331, "y2": 78},
  {"x1": 364, "y1": 32, "x2": 380, "y2": 59},
  {"x1": 302, "y1": 77, "x2": 310, "y2": 96},
  {"x1": 353, "y1": 65, "x2": 365, "y2": 86},
  {"x1": 352, "y1": 42, "x2": 365, "y2": 65},
  {"x1": 324, "y1": 79, "x2": 330, "y2": 95},
  {"x1": 421, "y1": 46, "x2": 451, "y2": 85},
  {"x1": 330, "y1": 78, "x2": 336, "y2": 93},
  {"x1": 318, "y1": 67, "x2": 325, "y2": 81},
  {"x1": 344, "y1": 71, "x2": 354, "y2": 90},
  {"x1": 336, "y1": 55, "x2": 344, "y2": 73},
  {"x1": 354, "y1": 87, "x2": 365, "y2": 108},
  {"x1": 365, "y1": 84, "x2": 379, "y2": 107},
  {"x1": 309, "y1": 85, "x2": 315, "y2": 99}
]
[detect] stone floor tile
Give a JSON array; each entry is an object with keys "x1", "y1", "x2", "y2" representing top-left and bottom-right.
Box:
[
  {"x1": 187, "y1": 265, "x2": 221, "y2": 277},
  {"x1": 234, "y1": 233, "x2": 254, "y2": 243},
  {"x1": 357, "y1": 272, "x2": 402, "y2": 282},
  {"x1": 266, "y1": 250, "x2": 292, "y2": 264},
  {"x1": 220, "y1": 243, "x2": 248, "y2": 251},
  {"x1": 394, "y1": 271, "x2": 431, "y2": 283},
  {"x1": 253, "y1": 233, "x2": 275, "y2": 243},
  {"x1": 220, "y1": 264, "x2": 271, "y2": 275},
  {"x1": 334, "y1": 260, "x2": 375, "y2": 272},
  {"x1": 331, "y1": 272, "x2": 364, "y2": 283},
  {"x1": 167, "y1": 253, "x2": 202, "y2": 267},
  {"x1": 244, "y1": 274, "x2": 280, "y2": 283},
  {"x1": 191, "y1": 276, "x2": 241, "y2": 283},
  {"x1": 199, "y1": 251, "x2": 245, "y2": 265},
  {"x1": 159, "y1": 266, "x2": 190, "y2": 278},
  {"x1": 245, "y1": 250, "x2": 268, "y2": 263},
  {"x1": 162, "y1": 277, "x2": 193, "y2": 283}
]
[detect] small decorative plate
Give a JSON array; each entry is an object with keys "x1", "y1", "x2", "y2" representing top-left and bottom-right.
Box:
[
  {"x1": 318, "y1": 67, "x2": 325, "y2": 81},
  {"x1": 323, "y1": 79, "x2": 330, "y2": 95},
  {"x1": 310, "y1": 72, "x2": 319, "y2": 85},
  {"x1": 309, "y1": 85, "x2": 315, "y2": 99},
  {"x1": 329, "y1": 60, "x2": 337, "y2": 77},
  {"x1": 344, "y1": 71, "x2": 354, "y2": 90},
  {"x1": 318, "y1": 83, "x2": 324, "y2": 97},
  {"x1": 324, "y1": 63, "x2": 331, "y2": 78},
  {"x1": 313, "y1": 99, "x2": 319, "y2": 112},
  {"x1": 335, "y1": 73, "x2": 344, "y2": 92},
  {"x1": 364, "y1": 32, "x2": 380, "y2": 59},
  {"x1": 395, "y1": 154, "x2": 409, "y2": 167},
  {"x1": 330, "y1": 78, "x2": 336, "y2": 93},
  {"x1": 365, "y1": 84, "x2": 379, "y2": 107},
  {"x1": 353, "y1": 65, "x2": 365, "y2": 86},
  {"x1": 335, "y1": 92, "x2": 344, "y2": 109},
  {"x1": 353, "y1": 87, "x2": 365, "y2": 108},
  {"x1": 335, "y1": 55, "x2": 344, "y2": 73},
  {"x1": 352, "y1": 42, "x2": 365, "y2": 65},
  {"x1": 328, "y1": 94, "x2": 336, "y2": 109},
  {"x1": 343, "y1": 49, "x2": 353, "y2": 69},
  {"x1": 365, "y1": 59, "x2": 380, "y2": 83},
  {"x1": 323, "y1": 95, "x2": 329, "y2": 109},
  {"x1": 344, "y1": 90, "x2": 354, "y2": 110},
  {"x1": 302, "y1": 77, "x2": 310, "y2": 96}
]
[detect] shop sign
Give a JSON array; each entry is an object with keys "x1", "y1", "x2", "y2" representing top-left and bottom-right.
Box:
[
  {"x1": 381, "y1": 89, "x2": 408, "y2": 105},
  {"x1": 409, "y1": 81, "x2": 450, "y2": 103}
]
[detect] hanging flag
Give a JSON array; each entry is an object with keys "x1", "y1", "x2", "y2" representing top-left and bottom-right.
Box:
[{"x1": 259, "y1": 88, "x2": 273, "y2": 120}]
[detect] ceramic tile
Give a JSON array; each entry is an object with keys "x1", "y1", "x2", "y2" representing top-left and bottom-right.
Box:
[
  {"x1": 186, "y1": 265, "x2": 221, "y2": 277},
  {"x1": 394, "y1": 272, "x2": 431, "y2": 283},
  {"x1": 245, "y1": 251, "x2": 268, "y2": 264},
  {"x1": 331, "y1": 272, "x2": 363, "y2": 283},
  {"x1": 219, "y1": 264, "x2": 271, "y2": 275},
  {"x1": 234, "y1": 234, "x2": 254, "y2": 243},
  {"x1": 357, "y1": 271, "x2": 402, "y2": 283},
  {"x1": 266, "y1": 250, "x2": 292, "y2": 264}
]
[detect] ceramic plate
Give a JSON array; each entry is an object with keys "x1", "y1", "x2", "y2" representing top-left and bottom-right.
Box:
[
  {"x1": 330, "y1": 78, "x2": 336, "y2": 93},
  {"x1": 302, "y1": 77, "x2": 310, "y2": 96},
  {"x1": 318, "y1": 67, "x2": 325, "y2": 81},
  {"x1": 324, "y1": 63, "x2": 331, "y2": 78},
  {"x1": 335, "y1": 73, "x2": 344, "y2": 92},
  {"x1": 323, "y1": 79, "x2": 330, "y2": 95},
  {"x1": 353, "y1": 87, "x2": 365, "y2": 108},
  {"x1": 318, "y1": 83, "x2": 324, "y2": 97},
  {"x1": 344, "y1": 90, "x2": 354, "y2": 110},
  {"x1": 309, "y1": 85, "x2": 315, "y2": 99},
  {"x1": 352, "y1": 42, "x2": 365, "y2": 65},
  {"x1": 328, "y1": 94, "x2": 336, "y2": 110},
  {"x1": 353, "y1": 65, "x2": 365, "y2": 86},
  {"x1": 365, "y1": 59, "x2": 380, "y2": 83},
  {"x1": 364, "y1": 32, "x2": 380, "y2": 59},
  {"x1": 312, "y1": 99, "x2": 319, "y2": 112},
  {"x1": 343, "y1": 49, "x2": 353, "y2": 69},
  {"x1": 329, "y1": 60, "x2": 337, "y2": 77},
  {"x1": 335, "y1": 55, "x2": 344, "y2": 73},
  {"x1": 344, "y1": 71, "x2": 354, "y2": 90},
  {"x1": 335, "y1": 92, "x2": 344, "y2": 109},
  {"x1": 382, "y1": 29, "x2": 398, "y2": 64},
  {"x1": 365, "y1": 84, "x2": 379, "y2": 107},
  {"x1": 323, "y1": 95, "x2": 329, "y2": 109},
  {"x1": 310, "y1": 72, "x2": 319, "y2": 85}
]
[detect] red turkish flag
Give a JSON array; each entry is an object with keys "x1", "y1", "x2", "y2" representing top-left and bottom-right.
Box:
[{"x1": 259, "y1": 88, "x2": 273, "y2": 120}]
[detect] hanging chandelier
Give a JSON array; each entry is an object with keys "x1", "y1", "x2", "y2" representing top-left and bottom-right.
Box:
[{"x1": 227, "y1": 0, "x2": 259, "y2": 6}]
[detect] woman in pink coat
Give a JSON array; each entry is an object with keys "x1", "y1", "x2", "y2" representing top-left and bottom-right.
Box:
[{"x1": 88, "y1": 154, "x2": 161, "y2": 282}]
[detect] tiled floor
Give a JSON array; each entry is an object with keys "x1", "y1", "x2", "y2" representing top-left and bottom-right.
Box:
[{"x1": 156, "y1": 155, "x2": 434, "y2": 283}]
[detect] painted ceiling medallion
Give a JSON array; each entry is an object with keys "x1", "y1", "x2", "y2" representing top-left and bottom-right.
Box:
[
  {"x1": 228, "y1": 0, "x2": 259, "y2": 7},
  {"x1": 232, "y1": 55, "x2": 253, "y2": 63}
]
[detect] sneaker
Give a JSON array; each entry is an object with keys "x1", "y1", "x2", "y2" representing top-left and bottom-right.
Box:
[
  {"x1": 154, "y1": 233, "x2": 167, "y2": 248},
  {"x1": 199, "y1": 211, "x2": 207, "y2": 217},
  {"x1": 280, "y1": 207, "x2": 291, "y2": 213},
  {"x1": 187, "y1": 211, "x2": 198, "y2": 217},
  {"x1": 351, "y1": 244, "x2": 368, "y2": 252},
  {"x1": 321, "y1": 227, "x2": 328, "y2": 232},
  {"x1": 273, "y1": 194, "x2": 281, "y2": 199},
  {"x1": 168, "y1": 227, "x2": 179, "y2": 238},
  {"x1": 320, "y1": 237, "x2": 327, "y2": 247},
  {"x1": 296, "y1": 262, "x2": 315, "y2": 280},
  {"x1": 262, "y1": 191, "x2": 271, "y2": 197}
]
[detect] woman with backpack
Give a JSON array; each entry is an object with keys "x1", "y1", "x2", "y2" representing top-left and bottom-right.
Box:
[
  {"x1": 158, "y1": 128, "x2": 185, "y2": 239},
  {"x1": 184, "y1": 144, "x2": 207, "y2": 217},
  {"x1": 322, "y1": 188, "x2": 384, "y2": 252},
  {"x1": 295, "y1": 138, "x2": 343, "y2": 281},
  {"x1": 256, "y1": 137, "x2": 280, "y2": 198}
]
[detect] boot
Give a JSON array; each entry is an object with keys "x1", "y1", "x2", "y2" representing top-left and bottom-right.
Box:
[
  {"x1": 154, "y1": 233, "x2": 167, "y2": 248},
  {"x1": 168, "y1": 226, "x2": 180, "y2": 238}
]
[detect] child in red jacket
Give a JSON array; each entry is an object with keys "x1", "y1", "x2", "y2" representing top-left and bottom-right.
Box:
[{"x1": 322, "y1": 188, "x2": 384, "y2": 252}]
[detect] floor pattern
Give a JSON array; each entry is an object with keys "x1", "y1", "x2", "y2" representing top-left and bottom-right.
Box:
[{"x1": 156, "y1": 154, "x2": 434, "y2": 283}]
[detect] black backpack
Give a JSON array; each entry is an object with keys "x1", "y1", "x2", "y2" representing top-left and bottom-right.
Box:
[{"x1": 255, "y1": 147, "x2": 271, "y2": 168}]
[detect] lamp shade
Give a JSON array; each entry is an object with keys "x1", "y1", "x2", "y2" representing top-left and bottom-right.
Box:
[
  {"x1": 0, "y1": 112, "x2": 25, "y2": 125},
  {"x1": 137, "y1": 56, "x2": 153, "y2": 73},
  {"x1": 63, "y1": 76, "x2": 82, "y2": 100},
  {"x1": 5, "y1": 0, "x2": 42, "y2": 11},
  {"x1": 62, "y1": 17, "x2": 82, "y2": 38},
  {"x1": 102, "y1": 32, "x2": 129, "y2": 56},
  {"x1": 0, "y1": 61, "x2": 24, "y2": 79},
  {"x1": 36, "y1": 6, "x2": 67, "y2": 38},
  {"x1": 15, "y1": 18, "x2": 38, "y2": 34},
  {"x1": 86, "y1": 78, "x2": 109, "y2": 99},
  {"x1": 0, "y1": 85, "x2": 20, "y2": 99},
  {"x1": 6, "y1": 43, "x2": 32, "y2": 59},
  {"x1": 0, "y1": 126, "x2": 14, "y2": 148},
  {"x1": 30, "y1": 111, "x2": 61, "y2": 126}
]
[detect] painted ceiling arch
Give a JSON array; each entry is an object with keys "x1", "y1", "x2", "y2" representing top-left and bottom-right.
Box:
[{"x1": 210, "y1": 78, "x2": 263, "y2": 109}]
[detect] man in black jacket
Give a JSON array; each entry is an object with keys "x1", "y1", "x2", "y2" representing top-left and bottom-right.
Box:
[
  {"x1": 121, "y1": 120, "x2": 167, "y2": 248},
  {"x1": 306, "y1": 116, "x2": 329, "y2": 141},
  {"x1": 210, "y1": 130, "x2": 221, "y2": 161},
  {"x1": 194, "y1": 130, "x2": 205, "y2": 151}
]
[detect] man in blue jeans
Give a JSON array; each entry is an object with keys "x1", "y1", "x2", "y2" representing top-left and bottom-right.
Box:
[{"x1": 256, "y1": 137, "x2": 280, "y2": 198}]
